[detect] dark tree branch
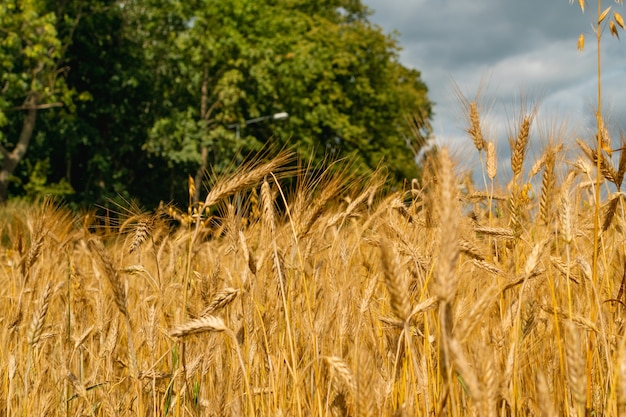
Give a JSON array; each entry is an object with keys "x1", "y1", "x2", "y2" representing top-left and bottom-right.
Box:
[{"x1": 11, "y1": 102, "x2": 63, "y2": 111}]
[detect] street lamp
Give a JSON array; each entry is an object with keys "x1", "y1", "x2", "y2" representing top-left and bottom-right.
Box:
[{"x1": 227, "y1": 112, "x2": 289, "y2": 139}]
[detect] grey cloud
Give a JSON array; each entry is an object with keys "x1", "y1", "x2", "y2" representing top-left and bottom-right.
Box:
[{"x1": 364, "y1": 0, "x2": 626, "y2": 146}]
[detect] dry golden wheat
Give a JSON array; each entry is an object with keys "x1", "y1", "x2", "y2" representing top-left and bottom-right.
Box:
[
  {"x1": 201, "y1": 287, "x2": 239, "y2": 316},
  {"x1": 379, "y1": 239, "x2": 411, "y2": 322},
  {"x1": 510, "y1": 114, "x2": 533, "y2": 179},
  {"x1": 88, "y1": 238, "x2": 128, "y2": 317},
  {"x1": 27, "y1": 282, "x2": 52, "y2": 347},
  {"x1": 5, "y1": 104, "x2": 626, "y2": 417},
  {"x1": 203, "y1": 152, "x2": 292, "y2": 209},
  {"x1": 260, "y1": 178, "x2": 276, "y2": 234},
  {"x1": 467, "y1": 101, "x2": 485, "y2": 151},
  {"x1": 170, "y1": 315, "x2": 228, "y2": 337},
  {"x1": 486, "y1": 140, "x2": 497, "y2": 180}
]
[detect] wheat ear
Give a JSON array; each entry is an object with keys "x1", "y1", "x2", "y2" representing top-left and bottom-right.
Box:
[
  {"x1": 578, "y1": 138, "x2": 618, "y2": 185},
  {"x1": 201, "y1": 288, "x2": 240, "y2": 316},
  {"x1": 88, "y1": 238, "x2": 128, "y2": 317},
  {"x1": 436, "y1": 148, "x2": 460, "y2": 304},
  {"x1": 27, "y1": 282, "x2": 52, "y2": 347},
  {"x1": 203, "y1": 153, "x2": 291, "y2": 209},
  {"x1": 88, "y1": 237, "x2": 139, "y2": 381},
  {"x1": 486, "y1": 141, "x2": 497, "y2": 180},
  {"x1": 261, "y1": 178, "x2": 276, "y2": 234},
  {"x1": 467, "y1": 101, "x2": 485, "y2": 152},
  {"x1": 616, "y1": 136, "x2": 626, "y2": 187},
  {"x1": 170, "y1": 316, "x2": 254, "y2": 416},
  {"x1": 511, "y1": 114, "x2": 533, "y2": 180},
  {"x1": 170, "y1": 315, "x2": 227, "y2": 337},
  {"x1": 379, "y1": 239, "x2": 411, "y2": 323},
  {"x1": 539, "y1": 150, "x2": 556, "y2": 225},
  {"x1": 565, "y1": 322, "x2": 586, "y2": 407},
  {"x1": 128, "y1": 214, "x2": 155, "y2": 254}
]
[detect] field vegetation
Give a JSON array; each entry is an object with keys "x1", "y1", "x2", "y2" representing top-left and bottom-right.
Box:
[
  {"x1": 4, "y1": 1, "x2": 626, "y2": 416},
  {"x1": 2, "y1": 112, "x2": 626, "y2": 416}
]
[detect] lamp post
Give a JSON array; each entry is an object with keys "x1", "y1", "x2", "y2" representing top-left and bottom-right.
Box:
[{"x1": 227, "y1": 112, "x2": 289, "y2": 139}]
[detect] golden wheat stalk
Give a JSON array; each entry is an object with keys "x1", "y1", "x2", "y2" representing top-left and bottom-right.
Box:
[
  {"x1": 524, "y1": 239, "x2": 548, "y2": 278},
  {"x1": 66, "y1": 371, "x2": 89, "y2": 402},
  {"x1": 602, "y1": 193, "x2": 620, "y2": 232},
  {"x1": 170, "y1": 315, "x2": 228, "y2": 337},
  {"x1": 436, "y1": 148, "x2": 460, "y2": 304},
  {"x1": 539, "y1": 151, "x2": 556, "y2": 225},
  {"x1": 559, "y1": 188, "x2": 574, "y2": 245},
  {"x1": 21, "y1": 228, "x2": 45, "y2": 283},
  {"x1": 408, "y1": 296, "x2": 438, "y2": 321},
  {"x1": 201, "y1": 288, "x2": 240, "y2": 316},
  {"x1": 128, "y1": 214, "x2": 155, "y2": 254},
  {"x1": 536, "y1": 371, "x2": 557, "y2": 417},
  {"x1": 88, "y1": 238, "x2": 128, "y2": 317},
  {"x1": 616, "y1": 136, "x2": 626, "y2": 186},
  {"x1": 578, "y1": 138, "x2": 618, "y2": 185},
  {"x1": 467, "y1": 101, "x2": 485, "y2": 152},
  {"x1": 458, "y1": 238, "x2": 484, "y2": 261},
  {"x1": 511, "y1": 114, "x2": 533, "y2": 180},
  {"x1": 473, "y1": 226, "x2": 515, "y2": 239},
  {"x1": 564, "y1": 322, "x2": 586, "y2": 406},
  {"x1": 239, "y1": 231, "x2": 257, "y2": 277},
  {"x1": 202, "y1": 152, "x2": 292, "y2": 209},
  {"x1": 260, "y1": 178, "x2": 276, "y2": 234},
  {"x1": 324, "y1": 356, "x2": 357, "y2": 395},
  {"x1": 471, "y1": 259, "x2": 504, "y2": 276},
  {"x1": 27, "y1": 282, "x2": 52, "y2": 347},
  {"x1": 466, "y1": 191, "x2": 508, "y2": 201},
  {"x1": 478, "y1": 352, "x2": 498, "y2": 417},
  {"x1": 379, "y1": 239, "x2": 411, "y2": 322},
  {"x1": 486, "y1": 141, "x2": 497, "y2": 180}
]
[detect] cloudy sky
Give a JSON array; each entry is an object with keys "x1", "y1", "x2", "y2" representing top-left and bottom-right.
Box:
[{"x1": 363, "y1": 0, "x2": 626, "y2": 176}]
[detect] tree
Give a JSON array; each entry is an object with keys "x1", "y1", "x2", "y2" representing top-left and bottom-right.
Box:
[
  {"x1": 134, "y1": 0, "x2": 432, "y2": 202},
  {"x1": 44, "y1": 0, "x2": 161, "y2": 205},
  {"x1": 4, "y1": 0, "x2": 168, "y2": 206},
  {"x1": 0, "y1": 0, "x2": 74, "y2": 202},
  {"x1": 1, "y1": 0, "x2": 433, "y2": 207}
]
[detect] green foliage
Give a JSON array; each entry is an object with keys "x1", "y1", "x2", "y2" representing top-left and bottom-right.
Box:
[
  {"x1": 22, "y1": 158, "x2": 74, "y2": 199},
  {"x1": 1, "y1": 0, "x2": 433, "y2": 207},
  {"x1": 134, "y1": 0, "x2": 432, "y2": 185},
  {"x1": 0, "y1": 0, "x2": 67, "y2": 130}
]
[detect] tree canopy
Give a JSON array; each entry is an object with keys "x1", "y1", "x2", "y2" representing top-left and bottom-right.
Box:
[{"x1": 0, "y1": 0, "x2": 433, "y2": 207}]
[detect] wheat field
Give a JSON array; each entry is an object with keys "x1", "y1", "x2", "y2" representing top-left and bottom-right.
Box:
[{"x1": 2, "y1": 108, "x2": 626, "y2": 416}]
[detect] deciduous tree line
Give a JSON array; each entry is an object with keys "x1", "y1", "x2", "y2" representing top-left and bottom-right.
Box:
[{"x1": 0, "y1": 0, "x2": 432, "y2": 207}]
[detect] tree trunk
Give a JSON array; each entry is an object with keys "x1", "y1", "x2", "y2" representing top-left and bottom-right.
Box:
[{"x1": 0, "y1": 107, "x2": 37, "y2": 202}]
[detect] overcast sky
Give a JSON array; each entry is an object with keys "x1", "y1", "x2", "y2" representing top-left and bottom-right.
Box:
[{"x1": 363, "y1": 0, "x2": 626, "y2": 177}]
